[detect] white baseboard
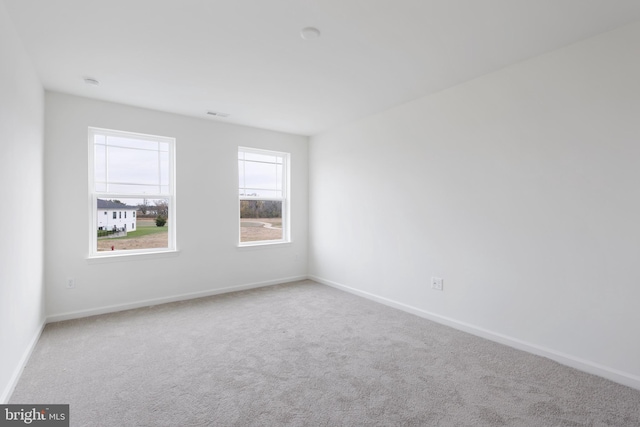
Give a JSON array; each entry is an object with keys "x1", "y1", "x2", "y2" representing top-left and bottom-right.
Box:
[
  {"x1": 309, "y1": 275, "x2": 640, "y2": 391},
  {"x1": 47, "y1": 275, "x2": 308, "y2": 323},
  {"x1": 1, "y1": 320, "x2": 46, "y2": 403}
]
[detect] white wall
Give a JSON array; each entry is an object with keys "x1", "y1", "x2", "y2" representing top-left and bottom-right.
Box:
[
  {"x1": 45, "y1": 93, "x2": 308, "y2": 319},
  {"x1": 309, "y1": 22, "x2": 640, "y2": 388},
  {"x1": 0, "y1": 1, "x2": 45, "y2": 402}
]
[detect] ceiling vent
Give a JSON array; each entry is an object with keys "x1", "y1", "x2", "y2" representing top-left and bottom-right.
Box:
[{"x1": 207, "y1": 111, "x2": 229, "y2": 118}]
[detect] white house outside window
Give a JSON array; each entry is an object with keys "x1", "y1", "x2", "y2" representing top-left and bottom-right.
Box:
[
  {"x1": 238, "y1": 147, "x2": 290, "y2": 245},
  {"x1": 89, "y1": 127, "x2": 176, "y2": 256}
]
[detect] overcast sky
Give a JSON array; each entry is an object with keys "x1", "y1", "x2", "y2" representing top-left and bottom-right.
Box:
[{"x1": 96, "y1": 136, "x2": 283, "y2": 206}]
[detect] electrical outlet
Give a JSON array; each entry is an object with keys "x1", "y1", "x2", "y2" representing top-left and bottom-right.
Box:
[
  {"x1": 431, "y1": 277, "x2": 443, "y2": 291},
  {"x1": 66, "y1": 278, "x2": 75, "y2": 289}
]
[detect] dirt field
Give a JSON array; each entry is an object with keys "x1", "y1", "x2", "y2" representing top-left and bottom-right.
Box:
[
  {"x1": 97, "y1": 219, "x2": 168, "y2": 251},
  {"x1": 97, "y1": 232, "x2": 168, "y2": 251},
  {"x1": 241, "y1": 218, "x2": 282, "y2": 242}
]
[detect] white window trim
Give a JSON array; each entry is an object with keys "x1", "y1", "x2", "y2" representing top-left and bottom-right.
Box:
[
  {"x1": 88, "y1": 127, "x2": 177, "y2": 258},
  {"x1": 238, "y1": 146, "x2": 290, "y2": 247}
]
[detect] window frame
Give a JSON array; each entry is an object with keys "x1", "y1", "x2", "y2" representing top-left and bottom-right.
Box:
[
  {"x1": 238, "y1": 146, "x2": 290, "y2": 247},
  {"x1": 88, "y1": 127, "x2": 177, "y2": 258}
]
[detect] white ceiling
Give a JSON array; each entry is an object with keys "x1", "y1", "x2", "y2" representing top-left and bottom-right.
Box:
[{"x1": 4, "y1": 0, "x2": 640, "y2": 136}]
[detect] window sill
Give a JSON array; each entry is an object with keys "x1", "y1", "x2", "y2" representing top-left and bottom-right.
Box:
[
  {"x1": 237, "y1": 241, "x2": 292, "y2": 251},
  {"x1": 86, "y1": 249, "x2": 180, "y2": 264}
]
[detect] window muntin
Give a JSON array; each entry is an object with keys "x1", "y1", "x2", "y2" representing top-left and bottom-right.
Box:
[
  {"x1": 89, "y1": 128, "x2": 175, "y2": 257},
  {"x1": 238, "y1": 147, "x2": 289, "y2": 245}
]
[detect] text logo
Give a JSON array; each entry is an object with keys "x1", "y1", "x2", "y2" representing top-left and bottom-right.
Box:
[{"x1": 0, "y1": 405, "x2": 68, "y2": 427}]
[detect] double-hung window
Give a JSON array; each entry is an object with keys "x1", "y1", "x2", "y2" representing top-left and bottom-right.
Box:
[
  {"x1": 238, "y1": 147, "x2": 290, "y2": 245},
  {"x1": 89, "y1": 128, "x2": 176, "y2": 256}
]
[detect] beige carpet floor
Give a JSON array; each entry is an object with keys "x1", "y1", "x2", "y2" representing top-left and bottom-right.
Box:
[{"x1": 10, "y1": 280, "x2": 640, "y2": 426}]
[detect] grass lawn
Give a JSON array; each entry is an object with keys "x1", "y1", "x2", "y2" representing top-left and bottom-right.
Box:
[{"x1": 110, "y1": 220, "x2": 167, "y2": 240}]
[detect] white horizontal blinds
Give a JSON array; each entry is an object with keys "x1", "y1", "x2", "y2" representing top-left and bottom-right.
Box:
[
  {"x1": 94, "y1": 133, "x2": 170, "y2": 195},
  {"x1": 238, "y1": 149, "x2": 284, "y2": 199}
]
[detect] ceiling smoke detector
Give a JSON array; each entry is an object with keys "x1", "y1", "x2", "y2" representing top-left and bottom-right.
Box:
[
  {"x1": 300, "y1": 27, "x2": 321, "y2": 40},
  {"x1": 207, "y1": 111, "x2": 229, "y2": 118}
]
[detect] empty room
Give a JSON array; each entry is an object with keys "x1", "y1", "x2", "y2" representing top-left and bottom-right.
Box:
[{"x1": 1, "y1": 0, "x2": 639, "y2": 425}]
